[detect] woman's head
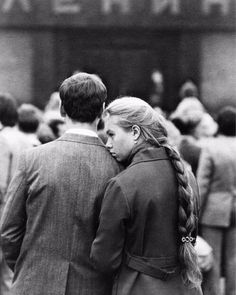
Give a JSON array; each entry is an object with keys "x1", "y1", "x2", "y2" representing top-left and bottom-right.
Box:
[{"x1": 103, "y1": 96, "x2": 168, "y2": 162}]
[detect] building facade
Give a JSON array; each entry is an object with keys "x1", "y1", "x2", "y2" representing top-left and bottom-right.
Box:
[{"x1": 0, "y1": 0, "x2": 235, "y2": 113}]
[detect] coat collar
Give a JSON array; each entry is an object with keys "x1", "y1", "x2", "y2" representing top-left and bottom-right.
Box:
[
  {"x1": 126, "y1": 143, "x2": 169, "y2": 168},
  {"x1": 57, "y1": 132, "x2": 105, "y2": 147}
]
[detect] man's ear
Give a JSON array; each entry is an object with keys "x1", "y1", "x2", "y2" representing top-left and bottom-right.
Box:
[
  {"x1": 98, "y1": 102, "x2": 106, "y2": 119},
  {"x1": 132, "y1": 125, "x2": 141, "y2": 141},
  {"x1": 60, "y1": 103, "x2": 66, "y2": 118}
]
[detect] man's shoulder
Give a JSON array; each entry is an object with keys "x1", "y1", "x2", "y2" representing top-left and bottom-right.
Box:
[
  {"x1": 23, "y1": 138, "x2": 120, "y2": 166},
  {"x1": 21, "y1": 140, "x2": 58, "y2": 160}
]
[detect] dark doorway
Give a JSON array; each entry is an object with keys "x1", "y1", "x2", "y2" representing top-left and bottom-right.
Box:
[{"x1": 54, "y1": 28, "x2": 199, "y2": 112}]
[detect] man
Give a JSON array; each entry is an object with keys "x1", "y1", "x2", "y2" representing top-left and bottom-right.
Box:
[{"x1": 0, "y1": 73, "x2": 121, "y2": 295}]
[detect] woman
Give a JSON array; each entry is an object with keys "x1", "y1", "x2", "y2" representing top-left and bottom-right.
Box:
[
  {"x1": 91, "y1": 97, "x2": 202, "y2": 294},
  {"x1": 197, "y1": 106, "x2": 236, "y2": 295}
]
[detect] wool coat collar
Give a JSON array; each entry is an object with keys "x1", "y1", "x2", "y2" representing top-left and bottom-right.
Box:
[
  {"x1": 126, "y1": 143, "x2": 169, "y2": 168},
  {"x1": 57, "y1": 132, "x2": 105, "y2": 147}
]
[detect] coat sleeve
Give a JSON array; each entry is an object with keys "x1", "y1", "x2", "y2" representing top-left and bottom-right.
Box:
[
  {"x1": 90, "y1": 178, "x2": 130, "y2": 274},
  {"x1": 196, "y1": 148, "x2": 213, "y2": 210},
  {"x1": 0, "y1": 153, "x2": 28, "y2": 271}
]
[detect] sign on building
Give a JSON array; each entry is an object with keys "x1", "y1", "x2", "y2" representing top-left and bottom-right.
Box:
[{"x1": 0, "y1": 0, "x2": 235, "y2": 29}]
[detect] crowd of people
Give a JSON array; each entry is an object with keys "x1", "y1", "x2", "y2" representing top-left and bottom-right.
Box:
[{"x1": 0, "y1": 72, "x2": 235, "y2": 295}]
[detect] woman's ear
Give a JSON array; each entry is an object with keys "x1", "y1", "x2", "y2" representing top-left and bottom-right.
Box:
[{"x1": 132, "y1": 125, "x2": 141, "y2": 142}]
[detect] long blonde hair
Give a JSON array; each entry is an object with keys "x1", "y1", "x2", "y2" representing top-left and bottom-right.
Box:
[{"x1": 105, "y1": 96, "x2": 202, "y2": 289}]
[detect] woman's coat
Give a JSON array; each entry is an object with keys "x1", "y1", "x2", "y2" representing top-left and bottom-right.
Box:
[{"x1": 91, "y1": 146, "x2": 202, "y2": 295}]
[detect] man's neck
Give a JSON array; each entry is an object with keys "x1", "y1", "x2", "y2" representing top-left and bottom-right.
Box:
[{"x1": 65, "y1": 117, "x2": 98, "y2": 133}]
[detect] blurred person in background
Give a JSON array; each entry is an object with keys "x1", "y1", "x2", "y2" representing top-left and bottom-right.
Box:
[
  {"x1": 0, "y1": 93, "x2": 21, "y2": 295},
  {"x1": 0, "y1": 72, "x2": 121, "y2": 295},
  {"x1": 37, "y1": 117, "x2": 66, "y2": 144},
  {"x1": 171, "y1": 78, "x2": 203, "y2": 123},
  {"x1": 91, "y1": 96, "x2": 202, "y2": 295},
  {"x1": 0, "y1": 99, "x2": 42, "y2": 199},
  {"x1": 0, "y1": 94, "x2": 29, "y2": 203},
  {"x1": 43, "y1": 89, "x2": 62, "y2": 122},
  {"x1": 0, "y1": 97, "x2": 43, "y2": 295},
  {"x1": 148, "y1": 69, "x2": 165, "y2": 113},
  {"x1": 37, "y1": 121, "x2": 57, "y2": 144},
  {"x1": 161, "y1": 117, "x2": 182, "y2": 149},
  {"x1": 37, "y1": 89, "x2": 66, "y2": 144},
  {"x1": 193, "y1": 113, "x2": 218, "y2": 142},
  {"x1": 48, "y1": 118, "x2": 66, "y2": 139},
  {"x1": 17, "y1": 103, "x2": 42, "y2": 147},
  {"x1": 197, "y1": 106, "x2": 236, "y2": 295},
  {"x1": 170, "y1": 92, "x2": 218, "y2": 176},
  {"x1": 170, "y1": 78, "x2": 218, "y2": 141},
  {"x1": 179, "y1": 79, "x2": 199, "y2": 100},
  {"x1": 170, "y1": 116, "x2": 205, "y2": 177},
  {"x1": 0, "y1": 93, "x2": 18, "y2": 131}
]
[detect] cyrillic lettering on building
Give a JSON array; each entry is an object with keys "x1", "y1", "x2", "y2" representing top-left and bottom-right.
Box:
[
  {"x1": 102, "y1": 0, "x2": 130, "y2": 14},
  {"x1": 152, "y1": 0, "x2": 180, "y2": 14},
  {"x1": 2, "y1": 0, "x2": 31, "y2": 12},
  {"x1": 202, "y1": 0, "x2": 231, "y2": 15},
  {"x1": 53, "y1": 0, "x2": 80, "y2": 14}
]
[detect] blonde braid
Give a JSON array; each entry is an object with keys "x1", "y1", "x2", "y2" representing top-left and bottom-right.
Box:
[{"x1": 162, "y1": 142, "x2": 202, "y2": 289}]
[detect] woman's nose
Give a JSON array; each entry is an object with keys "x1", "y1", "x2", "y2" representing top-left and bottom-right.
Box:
[{"x1": 106, "y1": 140, "x2": 112, "y2": 149}]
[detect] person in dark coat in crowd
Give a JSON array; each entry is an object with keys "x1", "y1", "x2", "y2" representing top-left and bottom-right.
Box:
[
  {"x1": 0, "y1": 73, "x2": 121, "y2": 295},
  {"x1": 91, "y1": 96, "x2": 202, "y2": 295},
  {"x1": 197, "y1": 106, "x2": 236, "y2": 295}
]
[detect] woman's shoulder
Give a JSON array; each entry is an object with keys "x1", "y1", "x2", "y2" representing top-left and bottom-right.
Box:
[
  {"x1": 111, "y1": 165, "x2": 135, "y2": 184},
  {"x1": 106, "y1": 163, "x2": 144, "y2": 199}
]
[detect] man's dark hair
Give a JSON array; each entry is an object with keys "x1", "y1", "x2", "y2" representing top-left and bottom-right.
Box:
[
  {"x1": 59, "y1": 73, "x2": 107, "y2": 123},
  {"x1": 217, "y1": 106, "x2": 236, "y2": 136},
  {"x1": 0, "y1": 93, "x2": 18, "y2": 127}
]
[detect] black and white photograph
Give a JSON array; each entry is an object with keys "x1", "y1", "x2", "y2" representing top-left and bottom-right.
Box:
[{"x1": 0, "y1": 1, "x2": 235, "y2": 295}]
